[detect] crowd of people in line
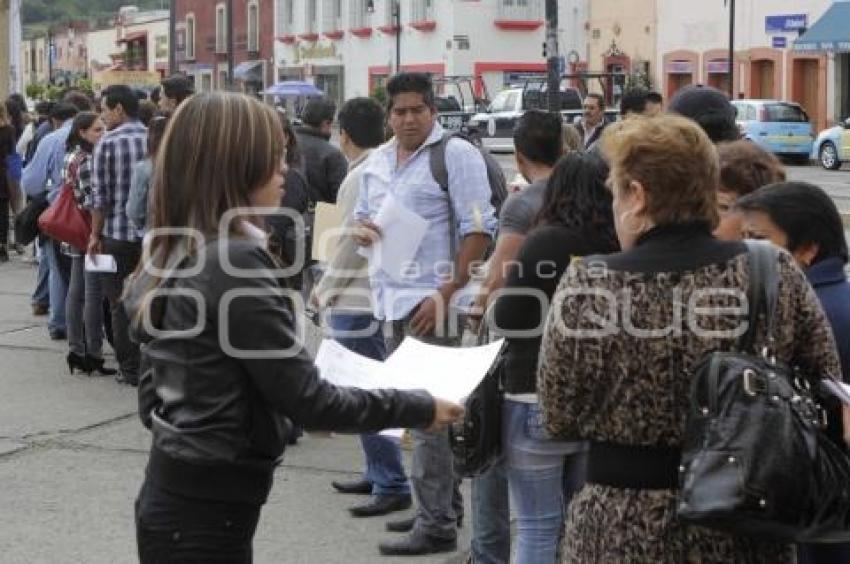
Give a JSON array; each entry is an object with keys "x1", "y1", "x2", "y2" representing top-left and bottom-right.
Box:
[{"x1": 1, "y1": 71, "x2": 850, "y2": 564}]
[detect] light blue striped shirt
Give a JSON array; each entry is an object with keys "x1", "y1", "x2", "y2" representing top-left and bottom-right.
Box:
[{"x1": 355, "y1": 123, "x2": 497, "y2": 321}]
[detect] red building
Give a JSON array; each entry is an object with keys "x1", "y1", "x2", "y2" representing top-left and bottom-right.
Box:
[{"x1": 174, "y1": 0, "x2": 275, "y2": 94}]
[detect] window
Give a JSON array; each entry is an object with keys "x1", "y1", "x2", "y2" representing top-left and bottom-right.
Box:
[
  {"x1": 764, "y1": 103, "x2": 809, "y2": 123},
  {"x1": 497, "y1": 0, "x2": 541, "y2": 20},
  {"x1": 219, "y1": 70, "x2": 229, "y2": 88},
  {"x1": 490, "y1": 90, "x2": 519, "y2": 113},
  {"x1": 216, "y1": 3, "x2": 228, "y2": 54},
  {"x1": 411, "y1": 0, "x2": 434, "y2": 22},
  {"x1": 247, "y1": 1, "x2": 260, "y2": 52},
  {"x1": 276, "y1": 0, "x2": 295, "y2": 35},
  {"x1": 322, "y1": 0, "x2": 343, "y2": 31},
  {"x1": 201, "y1": 73, "x2": 212, "y2": 92},
  {"x1": 185, "y1": 14, "x2": 196, "y2": 59},
  {"x1": 349, "y1": 0, "x2": 370, "y2": 28},
  {"x1": 385, "y1": 1, "x2": 398, "y2": 27},
  {"x1": 306, "y1": 0, "x2": 318, "y2": 33}
]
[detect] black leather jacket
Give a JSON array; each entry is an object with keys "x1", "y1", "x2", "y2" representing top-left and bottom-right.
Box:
[{"x1": 125, "y1": 236, "x2": 434, "y2": 504}]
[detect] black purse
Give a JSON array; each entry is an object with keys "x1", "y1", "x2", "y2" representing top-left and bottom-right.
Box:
[
  {"x1": 448, "y1": 326, "x2": 505, "y2": 477},
  {"x1": 15, "y1": 192, "x2": 48, "y2": 246},
  {"x1": 677, "y1": 241, "x2": 850, "y2": 543}
]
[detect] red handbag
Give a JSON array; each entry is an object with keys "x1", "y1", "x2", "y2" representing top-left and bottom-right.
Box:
[{"x1": 37, "y1": 156, "x2": 92, "y2": 251}]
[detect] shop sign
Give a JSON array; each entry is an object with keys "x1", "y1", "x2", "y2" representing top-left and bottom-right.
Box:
[
  {"x1": 93, "y1": 70, "x2": 161, "y2": 91},
  {"x1": 765, "y1": 14, "x2": 807, "y2": 33},
  {"x1": 666, "y1": 61, "x2": 693, "y2": 74},
  {"x1": 772, "y1": 36, "x2": 787, "y2": 49},
  {"x1": 294, "y1": 43, "x2": 339, "y2": 62},
  {"x1": 706, "y1": 60, "x2": 730, "y2": 74}
]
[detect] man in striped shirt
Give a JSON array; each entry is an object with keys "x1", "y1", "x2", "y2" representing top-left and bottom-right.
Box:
[{"x1": 89, "y1": 85, "x2": 148, "y2": 386}]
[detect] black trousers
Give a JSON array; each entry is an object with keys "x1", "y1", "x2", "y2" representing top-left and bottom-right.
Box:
[
  {"x1": 135, "y1": 479, "x2": 262, "y2": 564},
  {"x1": 0, "y1": 197, "x2": 8, "y2": 245}
]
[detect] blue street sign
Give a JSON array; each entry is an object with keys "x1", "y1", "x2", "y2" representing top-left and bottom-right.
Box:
[
  {"x1": 765, "y1": 14, "x2": 808, "y2": 33},
  {"x1": 772, "y1": 36, "x2": 788, "y2": 49}
]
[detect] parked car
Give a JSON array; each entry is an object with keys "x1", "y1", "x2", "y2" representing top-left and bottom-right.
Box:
[
  {"x1": 731, "y1": 99, "x2": 814, "y2": 164},
  {"x1": 812, "y1": 117, "x2": 850, "y2": 170},
  {"x1": 433, "y1": 76, "x2": 491, "y2": 136}
]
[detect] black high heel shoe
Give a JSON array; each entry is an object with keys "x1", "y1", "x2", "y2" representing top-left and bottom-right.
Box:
[
  {"x1": 66, "y1": 352, "x2": 89, "y2": 374},
  {"x1": 85, "y1": 355, "x2": 118, "y2": 376}
]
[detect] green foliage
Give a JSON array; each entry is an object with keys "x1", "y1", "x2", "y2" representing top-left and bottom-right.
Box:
[
  {"x1": 371, "y1": 85, "x2": 388, "y2": 107},
  {"x1": 75, "y1": 78, "x2": 93, "y2": 92},
  {"x1": 45, "y1": 85, "x2": 64, "y2": 102},
  {"x1": 23, "y1": 0, "x2": 165, "y2": 26},
  {"x1": 25, "y1": 83, "x2": 45, "y2": 101}
]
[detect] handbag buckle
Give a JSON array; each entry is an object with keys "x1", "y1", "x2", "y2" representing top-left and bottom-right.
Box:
[{"x1": 742, "y1": 369, "x2": 767, "y2": 397}]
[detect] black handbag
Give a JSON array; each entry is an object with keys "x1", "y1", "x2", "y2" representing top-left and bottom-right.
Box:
[
  {"x1": 677, "y1": 241, "x2": 850, "y2": 543},
  {"x1": 15, "y1": 192, "x2": 48, "y2": 246},
  {"x1": 448, "y1": 327, "x2": 505, "y2": 477}
]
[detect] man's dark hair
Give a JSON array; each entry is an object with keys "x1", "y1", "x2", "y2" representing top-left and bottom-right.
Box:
[
  {"x1": 103, "y1": 85, "x2": 140, "y2": 118},
  {"x1": 302, "y1": 97, "x2": 337, "y2": 128},
  {"x1": 161, "y1": 75, "x2": 194, "y2": 105},
  {"x1": 668, "y1": 85, "x2": 738, "y2": 143},
  {"x1": 35, "y1": 101, "x2": 54, "y2": 117},
  {"x1": 620, "y1": 88, "x2": 649, "y2": 116},
  {"x1": 150, "y1": 86, "x2": 161, "y2": 105},
  {"x1": 513, "y1": 110, "x2": 563, "y2": 167},
  {"x1": 647, "y1": 91, "x2": 663, "y2": 105},
  {"x1": 62, "y1": 90, "x2": 93, "y2": 112},
  {"x1": 49, "y1": 102, "x2": 79, "y2": 123},
  {"x1": 584, "y1": 93, "x2": 605, "y2": 109},
  {"x1": 338, "y1": 97, "x2": 386, "y2": 149},
  {"x1": 736, "y1": 182, "x2": 849, "y2": 264},
  {"x1": 386, "y1": 72, "x2": 435, "y2": 110}
]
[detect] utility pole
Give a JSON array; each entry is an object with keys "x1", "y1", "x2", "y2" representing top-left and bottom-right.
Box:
[
  {"x1": 227, "y1": 0, "x2": 235, "y2": 88},
  {"x1": 394, "y1": 0, "x2": 401, "y2": 74},
  {"x1": 168, "y1": 0, "x2": 176, "y2": 75},
  {"x1": 545, "y1": 0, "x2": 559, "y2": 113},
  {"x1": 727, "y1": 0, "x2": 735, "y2": 98}
]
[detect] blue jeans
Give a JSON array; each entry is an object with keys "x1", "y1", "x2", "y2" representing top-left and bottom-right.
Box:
[
  {"x1": 470, "y1": 457, "x2": 510, "y2": 564},
  {"x1": 329, "y1": 312, "x2": 409, "y2": 495},
  {"x1": 44, "y1": 240, "x2": 69, "y2": 332},
  {"x1": 32, "y1": 240, "x2": 49, "y2": 306},
  {"x1": 504, "y1": 399, "x2": 587, "y2": 564}
]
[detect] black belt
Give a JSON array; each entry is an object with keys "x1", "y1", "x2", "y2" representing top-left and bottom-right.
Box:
[{"x1": 586, "y1": 442, "x2": 682, "y2": 490}]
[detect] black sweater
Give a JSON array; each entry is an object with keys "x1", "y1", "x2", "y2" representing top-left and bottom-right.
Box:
[{"x1": 493, "y1": 224, "x2": 618, "y2": 394}]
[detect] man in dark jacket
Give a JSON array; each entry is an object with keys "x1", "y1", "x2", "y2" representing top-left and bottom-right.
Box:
[{"x1": 295, "y1": 98, "x2": 348, "y2": 204}]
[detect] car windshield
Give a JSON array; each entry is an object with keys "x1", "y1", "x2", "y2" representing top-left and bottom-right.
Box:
[
  {"x1": 435, "y1": 96, "x2": 462, "y2": 112},
  {"x1": 764, "y1": 104, "x2": 808, "y2": 123},
  {"x1": 490, "y1": 91, "x2": 518, "y2": 112}
]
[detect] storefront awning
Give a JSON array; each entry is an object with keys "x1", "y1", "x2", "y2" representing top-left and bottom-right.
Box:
[
  {"x1": 234, "y1": 60, "x2": 264, "y2": 82},
  {"x1": 794, "y1": 1, "x2": 850, "y2": 52}
]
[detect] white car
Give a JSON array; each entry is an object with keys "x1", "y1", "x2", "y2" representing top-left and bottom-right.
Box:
[{"x1": 812, "y1": 117, "x2": 850, "y2": 170}]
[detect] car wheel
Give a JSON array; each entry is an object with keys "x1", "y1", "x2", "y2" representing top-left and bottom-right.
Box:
[{"x1": 819, "y1": 142, "x2": 841, "y2": 170}]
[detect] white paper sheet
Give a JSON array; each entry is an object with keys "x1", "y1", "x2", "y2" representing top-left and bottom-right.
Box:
[
  {"x1": 84, "y1": 254, "x2": 118, "y2": 273},
  {"x1": 358, "y1": 193, "x2": 429, "y2": 282},
  {"x1": 313, "y1": 337, "x2": 504, "y2": 436}
]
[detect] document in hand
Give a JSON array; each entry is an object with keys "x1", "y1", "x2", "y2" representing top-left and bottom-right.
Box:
[
  {"x1": 314, "y1": 336, "x2": 504, "y2": 405},
  {"x1": 84, "y1": 254, "x2": 118, "y2": 273},
  {"x1": 357, "y1": 193, "x2": 428, "y2": 282}
]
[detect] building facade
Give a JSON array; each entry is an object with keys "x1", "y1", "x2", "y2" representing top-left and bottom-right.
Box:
[
  {"x1": 21, "y1": 34, "x2": 49, "y2": 87},
  {"x1": 51, "y1": 21, "x2": 90, "y2": 86},
  {"x1": 175, "y1": 0, "x2": 276, "y2": 95},
  {"x1": 0, "y1": 0, "x2": 9, "y2": 99},
  {"x1": 271, "y1": 0, "x2": 587, "y2": 106},
  {"x1": 586, "y1": 0, "x2": 659, "y2": 99},
  {"x1": 657, "y1": 0, "x2": 841, "y2": 131}
]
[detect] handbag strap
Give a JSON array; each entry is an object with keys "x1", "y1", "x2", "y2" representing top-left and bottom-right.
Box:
[{"x1": 738, "y1": 240, "x2": 779, "y2": 355}]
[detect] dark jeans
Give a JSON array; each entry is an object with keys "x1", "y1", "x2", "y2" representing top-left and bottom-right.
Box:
[
  {"x1": 93, "y1": 237, "x2": 141, "y2": 379},
  {"x1": 388, "y1": 311, "x2": 463, "y2": 540},
  {"x1": 470, "y1": 457, "x2": 510, "y2": 564},
  {"x1": 136, "y1": 479, "x2": 262, "y2": 564},
  {"x1": 66, "y1": 254, "x2": 106, "y2": 358},
  {"x1": 329, "y1": 312, "x2": 410, "y2": 495},
  {"x1": 0, "y1": 197, "x2": 8, "y2": 244}
]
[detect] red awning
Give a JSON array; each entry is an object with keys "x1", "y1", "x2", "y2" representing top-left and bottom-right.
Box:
[{"x1": 118, "y1": 31, "x2": 148, "y2": 44}]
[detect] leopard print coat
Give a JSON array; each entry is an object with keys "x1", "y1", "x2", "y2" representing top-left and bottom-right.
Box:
[{"x1": 538, "y1": 232, "x2": 842, "y2": 563}]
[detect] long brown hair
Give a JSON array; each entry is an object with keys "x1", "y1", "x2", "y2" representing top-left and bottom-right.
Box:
[
  {"x1": 0, "y1": 101, "x2": 10, "y2": 128},
  {"x1": 132, "y1": 92, "x2": 284, "y2": 310}
]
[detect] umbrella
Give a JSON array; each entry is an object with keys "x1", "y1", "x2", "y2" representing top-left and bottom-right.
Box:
[{"x1": 262, "y1": 81, "x2": 324, "y2": 97}]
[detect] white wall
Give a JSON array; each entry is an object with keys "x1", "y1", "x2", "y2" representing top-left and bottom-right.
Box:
[{"x1": 88, "y1": 27, "x2": 118, "y2": 75}]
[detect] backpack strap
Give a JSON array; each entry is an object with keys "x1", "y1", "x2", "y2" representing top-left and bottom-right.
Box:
[{"x1": 428, "y1": 132, "x2": 453, "y2": 194}]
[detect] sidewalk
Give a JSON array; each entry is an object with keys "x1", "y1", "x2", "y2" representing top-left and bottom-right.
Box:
[{"x1": 0, "y1": 255, "x2": 473, "y2": 564}]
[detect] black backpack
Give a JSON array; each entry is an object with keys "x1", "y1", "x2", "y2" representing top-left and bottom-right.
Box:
[{"x1": 428, "y1": 132, "x2": 508, "y2": 217}]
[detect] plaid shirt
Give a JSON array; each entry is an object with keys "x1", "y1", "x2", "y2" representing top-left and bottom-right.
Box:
[
  {"x1": 91, "y1": 120, "x2": 148, "y2": 242},
  {"x1": 62, "y1": 148, "x2": 94, "y2": 209}
]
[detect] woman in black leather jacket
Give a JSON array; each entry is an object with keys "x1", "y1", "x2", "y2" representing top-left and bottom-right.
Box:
[{"x1": 123, "y1": 92, "x2": 463, "y2": 563}]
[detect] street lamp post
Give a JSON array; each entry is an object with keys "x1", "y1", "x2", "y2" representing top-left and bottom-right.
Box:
[
  {"x1": 727, "y1": 0, "x2": 735, "y2": 98},
  {"x1": 367, "y1": 0, "x2": 401, "y2": 74}
]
